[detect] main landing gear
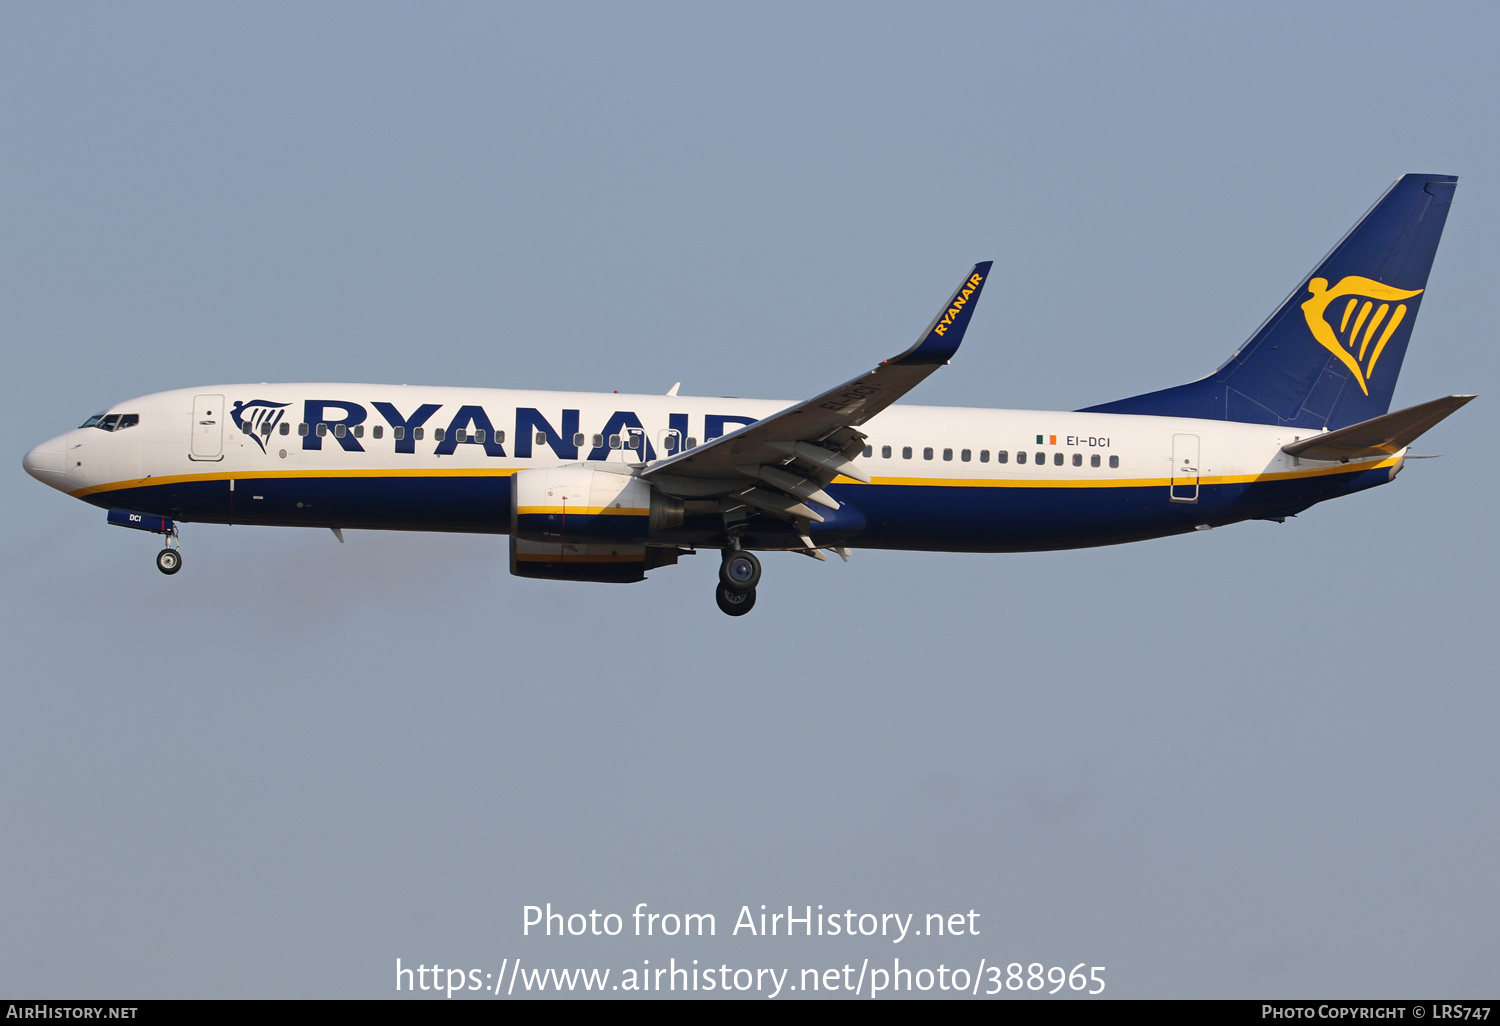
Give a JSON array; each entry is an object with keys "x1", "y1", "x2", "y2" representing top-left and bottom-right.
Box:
[
  {"x1": 715, "y1": 549, "x2": 761, "y2": 616},
  {"x1": 155, "y1": 527, "x2": 182, "y2": 575}
]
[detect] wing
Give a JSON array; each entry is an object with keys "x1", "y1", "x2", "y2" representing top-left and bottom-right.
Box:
[{"x1": 642, "y1": 262, "x2": 992, "y2": 511}]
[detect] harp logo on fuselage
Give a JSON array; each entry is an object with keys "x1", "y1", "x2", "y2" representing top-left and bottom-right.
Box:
[
  {"x1": 1300, "y1": 276, "x2": 1423, "y2": 395},
  {"x1": 230, "y1": 400, "x2": 290, "y2": 453}
]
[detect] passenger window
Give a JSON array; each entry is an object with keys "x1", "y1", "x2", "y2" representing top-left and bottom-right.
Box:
[
  {"x1": 592, "y1": 434, "x2": 603, "y2": 448},
  {"x1": 433, "y1": 427, "x2": 445, "y2": 442},
  {"x1": 1091, "y1": 454, "x2": 1100, "y2": 467},
  {"x1": 686, "y1": 437, "x2": 697, "y2": 449},
  {"x1": 573, "y1": 433, "x2": 586, "y2": 447},
  {"x1": 99, "y1": 414, "x2": 121, "y2": 431},
  {"x1": 298, "y1": 423, "x2": 309, "y2": 436},
  {"x1": 352, "y1": 424, "x2": 363, "y2": 438},
  {"x1": 863, "y1": 445, "x2": 873, "y2": 458},
  {"x1": 923, "y1": 447, "x2": 933, "y2": 460},
  {"x1": 882, "y1": 445, "x2": 892, "y2": 459},
  {"x1": 1109, "y1": 455, "x2": 1119, "y2": 468},
  {"x1": 609, "y1": 434, "x2": 622, "y2": 449},
  {"x1": 961, "y1": 449, "x2": 971, "y2": 462},
  {"x1": 373, "y1": 426, "x2": 383, "y2": 439},
  {"x1": 1016, "y1": 451, "x2": 1026, "y2": 464},
  {"x1": 535, "y1": 431, "x2": 547, "y2": 445},
  {"x1": 902, "y1": 446, "x2": 912, "y2": 460},
  {"x1": 1072, "y1": 453, "x2": 1081, "y2": 466},
  {"x1": 260, "y1": 423, "x2": 271, "y2": 436},
  {"x1": 392, "y1": 426, "x2": 404, "y2": 440},
  {"x1": 979, "y1": 450, "x2": 990, "y2": 463},
  {"x1": 495, "y1": 431, "x2": 505, "y2": 443},
  {"x1": 117, "y1": 414, "x2": 139, "y2": 430},
  {"x1": 280, "y1": 423, "x2": 290, "y2": 435},
  {"x1": 474, "y1": 428, "x2": 486, "y2": 443},
  {"x1": 413, "y1": 427, "x2": 424, "y2": 441},
  {"x1": 1036, "y1": 451, "x2": 1045, "y2": 464},
  {"x1": 454, "y1": 429, "x2": 467, "y2": 442},
  {"x1": 316, "y1": 423, "x2": 328, "y2": 437},
  {"x1": 942, "y1": 448, "x2": 953, "y2": 461},
  {"x1": 1052, "y1": 452, "x2": 1062, "y2": 466},
  {"x1": 996, "y1": 450, "x2": 1008, "y2": 463},
  {"x1": 334, "y1": 424, "x2": 347, "y2": 438}
]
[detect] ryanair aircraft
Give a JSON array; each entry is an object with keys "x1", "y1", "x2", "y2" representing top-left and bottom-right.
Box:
[{"x1": 23, "y1": 174, "x2": 1472, "y2": 615}]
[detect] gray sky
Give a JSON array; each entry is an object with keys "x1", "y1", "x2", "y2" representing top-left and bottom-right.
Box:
[{"x1": 2, "y1": 0, "x2": 1496, "y2": 999}]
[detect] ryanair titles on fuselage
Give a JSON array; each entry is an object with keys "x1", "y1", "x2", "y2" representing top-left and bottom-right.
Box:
[{"x1": 244, "y1": 397, "x2": 762, "y2": 463}]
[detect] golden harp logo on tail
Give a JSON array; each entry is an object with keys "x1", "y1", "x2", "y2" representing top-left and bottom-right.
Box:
[{"x1": 1300, "y1": 276, "x2": 1423, "y2": 395}]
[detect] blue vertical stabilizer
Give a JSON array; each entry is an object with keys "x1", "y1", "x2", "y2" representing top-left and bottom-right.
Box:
[{"x1": 1081, "y1": 174, "x2": 1456, "y2": 430}]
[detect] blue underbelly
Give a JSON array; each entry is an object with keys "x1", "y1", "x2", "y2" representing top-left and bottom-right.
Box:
[{"x1": 84, "y1": 463, "x2": 1393, "y2": 551}]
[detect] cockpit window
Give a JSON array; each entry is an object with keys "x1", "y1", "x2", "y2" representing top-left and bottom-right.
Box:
[{"x1": 83, "y1": 412, "x2": 140, "y2": 431}]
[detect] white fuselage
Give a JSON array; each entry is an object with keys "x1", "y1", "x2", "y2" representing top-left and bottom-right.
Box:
[{"x1": 24, "y1": 384, "x2": 1399, "y2": 554}]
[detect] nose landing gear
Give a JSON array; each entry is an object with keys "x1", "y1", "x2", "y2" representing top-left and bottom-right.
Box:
[
  {"x1": 155, "y1": 526, "x2": 182, "y2": 575},
  {"x1": 715, "y1": 549, "x2": 760, "y2": 616},
  {"x1": 105, "y1": 509, "x2": 182, "y2": 575}
]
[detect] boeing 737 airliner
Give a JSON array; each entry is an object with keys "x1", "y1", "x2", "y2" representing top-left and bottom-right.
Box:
[{"x1": 23, "y1": 174, "x2": 1472, "y2": 614}]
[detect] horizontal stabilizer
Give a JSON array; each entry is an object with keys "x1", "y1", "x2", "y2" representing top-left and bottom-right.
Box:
[{"x1": 1281, "y1": 394, "x2": 1475, "y2": 462}]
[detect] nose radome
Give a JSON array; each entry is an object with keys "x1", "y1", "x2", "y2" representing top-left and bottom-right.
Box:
[{"x1": 23, "y1": 435, "x2": 68, "y2": 484}]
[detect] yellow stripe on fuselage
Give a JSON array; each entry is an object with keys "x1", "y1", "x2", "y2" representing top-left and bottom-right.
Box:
[
  {"x1": 513, "y1": 552, "x2": 644, "y2": 563},
  {"x1": 515, "y1": 506, "x2": 650, "y2": 516},
  {"x1": 70, "y1": 465, "x2": 523, "y2": 498},
  {"x1": 852, "y1": 456, "x2": 1400, "y2": 489}
]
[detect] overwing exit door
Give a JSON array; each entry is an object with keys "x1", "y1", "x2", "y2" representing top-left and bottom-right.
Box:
[
  {"x1": 1170, "y1": 433, "x2": 1199, "y2": 503},
  {"x1": 656, "y1": 428, "x2": 683, "y2": 457}
]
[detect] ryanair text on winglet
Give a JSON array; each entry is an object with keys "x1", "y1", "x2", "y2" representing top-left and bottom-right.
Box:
[{"x1": 932, "y1": 272, "x2": 985, "y2": 336}]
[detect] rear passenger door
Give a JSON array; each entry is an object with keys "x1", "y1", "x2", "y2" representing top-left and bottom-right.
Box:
[{"x1": 1170, "y1": 433, "x2": 1199, "y2": 503}]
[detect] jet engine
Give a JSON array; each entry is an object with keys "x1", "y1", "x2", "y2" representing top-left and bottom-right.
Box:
[{"x1": 509, "y1": 464, "x2": 685, "y2": 583}]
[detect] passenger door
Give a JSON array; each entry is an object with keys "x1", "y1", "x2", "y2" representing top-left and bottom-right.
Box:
[
  {"x1": 191, "y1": 394, "x2": 225, "y2": 460},
  {"x1": 1170, "y1": 433, "x2": 1199, "y2": 503}
]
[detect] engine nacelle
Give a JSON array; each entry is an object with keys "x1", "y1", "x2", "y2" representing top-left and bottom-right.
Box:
[
  {"x1": 512, "y1": 464, "x2": 683, "y2": 544},
  {"x1": 511, "y1": 465, "x2": 686, "y2": 584},
  {"x1": 510, "y1": 536, "x2": 679, "y2": 584}
]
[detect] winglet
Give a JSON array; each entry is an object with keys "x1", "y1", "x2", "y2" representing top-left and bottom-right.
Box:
[{"x1": 891, "y1": 261, "x2": 993, "y2": 366}]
